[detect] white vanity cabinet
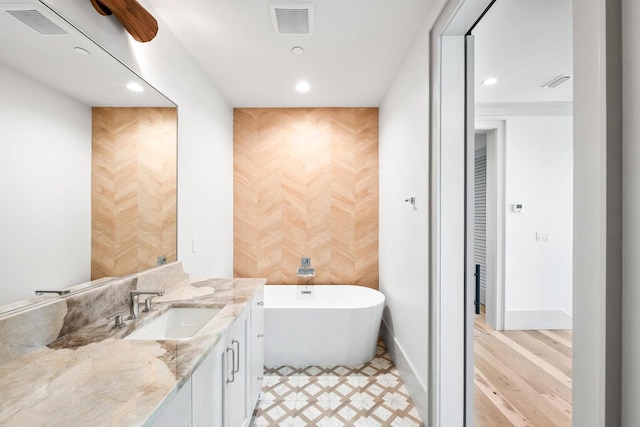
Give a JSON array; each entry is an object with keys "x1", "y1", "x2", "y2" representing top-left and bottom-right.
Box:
[
  {"x1": 224, "y1": 306, "x2": 250, "y2": 427},
  {"x1": 249, "y1": 288, "x2": 264, "y2": 407},
  {"x1": 192, "y1": 341, "x2": 224, "y2": 427},
  {"x1": 151, "y1": 378, "x2": 193, "y2": 427},
  {"x1": 186, "y1": 289, "x2": 265, "y2": 427},
  {"x1": 191, "y1": 303, "x2": 255, "y2": 427}
]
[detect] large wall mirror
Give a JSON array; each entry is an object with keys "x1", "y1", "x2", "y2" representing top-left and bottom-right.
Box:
[{"x1": 0, "y1": 1, "x2": 177, "y2": 310}]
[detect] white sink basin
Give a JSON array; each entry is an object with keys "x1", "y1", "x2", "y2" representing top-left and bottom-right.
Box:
[{"x1": 125, "y1": 308, "x2": 221, "y2": 340}]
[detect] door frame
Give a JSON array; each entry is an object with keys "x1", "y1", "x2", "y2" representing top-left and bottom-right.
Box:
[
  {"x1": 474, "y1": 120, "x2": 506, "y2": 331},
  {"x1": 429, "y1": 0, "x2": 622, "y2": 425},
  {"x1": 429, "y1": 1, "x2": 493, "y2": 426}
]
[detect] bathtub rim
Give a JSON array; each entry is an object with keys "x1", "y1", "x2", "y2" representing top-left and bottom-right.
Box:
[{"x1": 263, "y1": 284, "x2": 385, "y2": 309}]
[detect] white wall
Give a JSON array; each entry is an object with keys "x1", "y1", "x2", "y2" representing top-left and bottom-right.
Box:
[
  {"x1": 42, "y1": 0, "x2": 234, "y2": 279},
  {"x1": 0, "y1": 63, "x2": 91, "y2": 305},
  {"x1": 477, "y1": 114, "x2": 573, "y2": 330},
  {"x1": 378, "y1": 23, "x2": 430, "y2": 422},
  {"x1": 622, "y1": 0, "x2": 640, "y2": 423}
]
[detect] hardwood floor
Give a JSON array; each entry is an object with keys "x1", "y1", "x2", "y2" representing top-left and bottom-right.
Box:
[{"x1": 474, "y1": 312, "x2": 572, "y2": 426}]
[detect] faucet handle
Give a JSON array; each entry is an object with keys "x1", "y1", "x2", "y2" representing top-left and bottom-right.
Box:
[
  {"x1": 143, "y1": 296, "x2": 156, "y2": 312},
  {"x1": 106, "y1": 311, "x2": 127, "y2": 329}
]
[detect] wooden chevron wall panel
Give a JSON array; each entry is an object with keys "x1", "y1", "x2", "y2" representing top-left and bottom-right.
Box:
[
  {"x1": 234, "y1": 108, "x2": 379, "y2": 289},
  {"x1": 91, "y1": 107, "x2": 177, "y2": 279}
]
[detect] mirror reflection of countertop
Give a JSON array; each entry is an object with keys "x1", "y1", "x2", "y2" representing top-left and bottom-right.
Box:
[{"x1": 0, "y1": 277, "x2": 265, "y2": 427}]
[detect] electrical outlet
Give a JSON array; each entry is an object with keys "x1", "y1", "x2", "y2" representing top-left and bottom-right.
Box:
[{"x1": 536, "y1": 232, "x2": 550, "y2": 243}]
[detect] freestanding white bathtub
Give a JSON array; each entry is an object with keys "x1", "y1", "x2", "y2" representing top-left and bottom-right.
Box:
[{"x1": 264, "y1": 285, "x2": 385, "y2": 367}]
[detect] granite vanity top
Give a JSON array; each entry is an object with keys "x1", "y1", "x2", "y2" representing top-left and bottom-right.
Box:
[{"x1": 0, "y1": 277, "x2": 265, "y2": 427}]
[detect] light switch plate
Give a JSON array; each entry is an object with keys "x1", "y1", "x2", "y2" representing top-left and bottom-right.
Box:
[{"x1": 536, "y1": 232, "x2": 550, "y2": 242}]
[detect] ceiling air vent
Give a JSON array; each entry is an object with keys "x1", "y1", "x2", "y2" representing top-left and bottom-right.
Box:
[
  {"x1": 542, "y1": 75, "x2": 571, "y2": 89},
  {"x1": 270, "y1": 2, "x2": 314, "y2": 35},
  {"x1": 2, "y1": 2, "x2": 70, "y2": 36}
]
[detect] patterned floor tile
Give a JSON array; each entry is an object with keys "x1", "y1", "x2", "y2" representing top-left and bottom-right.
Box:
[
  {"x1": 294, "y1": 402, "x2": 328, "y2": 424},
  {"x1": 253, "y1": 339, "x2": 425, "y2": 426},
  {"x1": 343, "y1": 374, "x2": 370, "y2": 389},
  {"x1": 262, "y1": 380, "x2": 298, "y2": 401},
  {"x1": 390, "y1": 395, "x2": 416, "y2": 412}
]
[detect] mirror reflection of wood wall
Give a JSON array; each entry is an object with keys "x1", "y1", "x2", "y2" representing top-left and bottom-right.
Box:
[{"x1": 91, "y1": 107, "x2": 177, "y2": 279}]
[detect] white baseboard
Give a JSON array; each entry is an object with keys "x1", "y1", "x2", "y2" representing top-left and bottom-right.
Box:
[
  {"x1": 504, "y1": 309, "x2": 572, "y2": 330},
  {"x1": 380, "y1": 320, "x2": 428, "y2": 423}
]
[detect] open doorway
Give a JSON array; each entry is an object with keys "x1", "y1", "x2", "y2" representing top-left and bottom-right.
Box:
[
  {"x1": 471, "y1": 0, "x2": 573, "y2": 424},
  {"x1": 431, "y1": 0, "x2": 617, "y2": 425},
  {"x1": 472, "y1": 124, "x2": 505, "y2": 330}
]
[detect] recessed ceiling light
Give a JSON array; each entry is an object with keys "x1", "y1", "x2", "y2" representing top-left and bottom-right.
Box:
[
  {"x1": 126, "y1": 82, "x2": 144, "y2": 93},
  {"x1": 295, "y1": 80, "x2": 311, "y2": 93},
  {"x1": 482, "y1": 77, "x2": 498, "y2": 86},
  {"x1": 291, "y1": 46, "x2": 304, "y2": 55},
  {"x1": 74, "y1": 47, "x2": 89, "y2": 55}
]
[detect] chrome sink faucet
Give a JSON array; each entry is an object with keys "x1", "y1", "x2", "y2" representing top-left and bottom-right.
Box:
[{"x1": 129, "y1": 290, "x2": 165, "y2": 319}]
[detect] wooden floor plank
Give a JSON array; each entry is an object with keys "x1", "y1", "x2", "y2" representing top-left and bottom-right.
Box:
[
  {"x1": 548, "y1": 329, "x2": 573, "y2": 343},
  {"x1": 538, "y1": 329, "x2": 573, "y2": 349},
  {"x1": 525, "y1": 330, "x2": 572, "y2": 358},
  {"x1": 503, "y1": 330, "x2": 571, "y2": 376},
  {"x1": 489, "y1": 329, "x2": 572, "y2": 388},
  {"x1": 542, "y1": 393, "x2": 572, "y2": 419},
  {"x1": 474, "y1": 381, "x2": 514, "y2": 427},
  {"x1": 475, "y1": 345, "x2": 570, "y2": 427},
  {"x1": 474, "y1": 314, "x2": 572, "y2": 427},
  {"x1": 474, "y1": 367, "x2": 532, "y2": 426}
]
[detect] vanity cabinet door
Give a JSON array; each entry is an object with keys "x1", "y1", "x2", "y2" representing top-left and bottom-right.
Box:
[
  {"x1": 192, "y1": 341, "x2": 224, "y2": 427},
  {"x1": 224, "y1": 307, "x2": 249, "y2": 427},
  {"x1": 249, "y1": 288, "x2": 264, "y2": 410},
  {"x1": 151, "y1": 378, "x2": 192, "y2": 427}
]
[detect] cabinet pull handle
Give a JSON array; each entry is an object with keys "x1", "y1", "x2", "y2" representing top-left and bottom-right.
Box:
[
  {"x1": 226, "y1": 347, "x2": 235, "y2": 384},
  {"x1": 257, "y1": 301, "x2": 264, "y2": 306},
  {"x1": 232, "y1": 339, "x2": 240, "y2": 374},
  {"x1": 257, "y1": 334, "x2": 264, "y2": 338}
]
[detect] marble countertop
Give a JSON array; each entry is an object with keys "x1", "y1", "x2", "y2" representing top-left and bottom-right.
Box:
[{"x1": 0, "y1": 277, "x2": 265, "y2": 427}]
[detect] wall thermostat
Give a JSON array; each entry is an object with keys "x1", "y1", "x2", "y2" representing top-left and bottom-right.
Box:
[{"x1": 512, "y1": 203, "x2": 523, "y2": 213}]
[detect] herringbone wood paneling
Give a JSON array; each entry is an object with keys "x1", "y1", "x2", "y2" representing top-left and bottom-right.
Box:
[
  {"x1": 234, "y1": 108, "x2": 379, "y2": 289},
  {"x1": 91, "y1": 107, "x2": 177, "y2": 279}
]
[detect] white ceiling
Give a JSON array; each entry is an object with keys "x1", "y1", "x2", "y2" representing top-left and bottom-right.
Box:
[
  {"x1": 149, "y1": 0, "x2": 436, "y2": 108},
  {"x1": 149, "y1": 0, "x2": 572, "y2": 108},
  {"x1": 1, "y1": 0, "x2": 572, "y2": 109},
  {"x1": 473, "y1": 0, "x2": 573, "y2": 104}
]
